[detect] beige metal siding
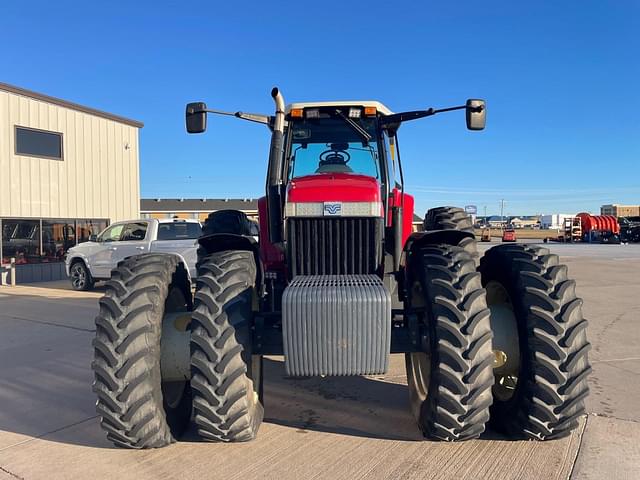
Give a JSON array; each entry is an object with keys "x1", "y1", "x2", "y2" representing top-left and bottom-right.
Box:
[
  {"x1": 0, "y1": 89, "x2": 140, "y2": 222},
  {"x1": 601, "y1": 205, "x2": 640, "y2": 217}
]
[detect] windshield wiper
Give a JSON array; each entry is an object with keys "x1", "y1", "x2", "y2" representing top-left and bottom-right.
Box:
[{"x1": 333, "y1": 109, "x2": 372, "y2": 143}]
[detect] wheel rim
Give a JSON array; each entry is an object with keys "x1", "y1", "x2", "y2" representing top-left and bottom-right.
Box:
[
  {"x1": 71, "y1": 264, "x2": 86, "y2": 289},
  {"x1": 485, "y1": 280, "x2": 521, "y2": 402},
  {"x1": 161, "y1": 286, "x2": 190, "y2": 410},
  {"x1": 407, "y1": 279, "x2": 431, "y2": 406},
  {"x1": 408, "y1": 352, "x2": 430, "y2": 402}
]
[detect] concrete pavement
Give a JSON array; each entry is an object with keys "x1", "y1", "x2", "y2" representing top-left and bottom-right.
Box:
[{"x1": 1, "y1": 244, "x2": 639, "y2": 479}]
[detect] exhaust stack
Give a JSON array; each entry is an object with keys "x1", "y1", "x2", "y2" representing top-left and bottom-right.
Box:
[
  {"x1": 266, "y1": 87, "x2": 286, "y2": 244},
  {"x1": 272, "y1": 87, "x2": 285, "y2": 133}
]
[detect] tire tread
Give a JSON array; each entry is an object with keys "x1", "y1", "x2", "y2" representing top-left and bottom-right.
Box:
[
  {"x1": 92, "y1": 253, "x2": 182, "y2": 449},
  {"x1": 190, "y1": 250, "x2": 263, "y2": 442},
  {"x1": 479, "y1": 244, "x2": 591, "y2": 440}
]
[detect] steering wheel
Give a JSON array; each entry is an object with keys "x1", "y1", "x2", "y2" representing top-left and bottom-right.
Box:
[{"x1": 319, "y1": 148, "x2": 351, "y2": 166}]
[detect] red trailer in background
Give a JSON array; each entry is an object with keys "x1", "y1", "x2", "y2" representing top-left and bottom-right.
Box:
[
  {"x1": 576, "y1": 213, "x2": 620, "y2": 235},
  {"x1": 544, "y1": 213, "x2": 621, "y2": 243}
]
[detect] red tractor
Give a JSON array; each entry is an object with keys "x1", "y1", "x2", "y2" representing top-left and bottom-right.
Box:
[{"x1": 92, "y1": 88, "x2": 590, "y2": 448}]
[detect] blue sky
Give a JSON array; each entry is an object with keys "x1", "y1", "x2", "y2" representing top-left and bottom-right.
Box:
[{"x1": 2, "y1": 1, "x2": 638, "y2": 216}]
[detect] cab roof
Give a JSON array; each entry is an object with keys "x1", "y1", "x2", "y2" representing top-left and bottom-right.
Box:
[{"x1": 286, "y1": 101, "x2": 393, "y2": 116}]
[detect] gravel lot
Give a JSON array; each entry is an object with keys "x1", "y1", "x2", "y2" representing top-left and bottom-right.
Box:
[{"x1": 1, "y1": 243, "x2": 638, "y2": 479}]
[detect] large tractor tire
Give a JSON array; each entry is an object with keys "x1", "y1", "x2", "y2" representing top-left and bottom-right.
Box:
[
  {"x1": 479, "y1": 244, "x2": 591, "y2": 440},
  {"x1": 424, "y1": 206, "x2": 474, "y2": 233},
  {"x1": 424, "y1": 206, "x2": 476, "y2": 256},
  {"x1": 405, "y1": 244, "x2": 494, "y2": 441},
  {"x1": 190, "y1": 250, "x2": 264, "y2": 442},
  {"x1": 92, "y1": 254, "x2": 193, "y2": 448}
]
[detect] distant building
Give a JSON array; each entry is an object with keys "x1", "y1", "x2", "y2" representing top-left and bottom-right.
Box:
[
  {"x1": 481, "y1": 215, "x2": 507, "y2": 228},
  {"x1": 412, "y1": 214, "x2": 423, "y2": 232},
  {"x1": 509, "y1": 215, "x2": 541, "y2": 229},
  {"x1": 601, "y1": 204, "x2": 640, "y2": 218},
  {"x1": 540, "y1": 214, "x2": 574, "y2": 229},
  {"x1": 140, "y1": 198, "x2": 258, "y2": 222}
]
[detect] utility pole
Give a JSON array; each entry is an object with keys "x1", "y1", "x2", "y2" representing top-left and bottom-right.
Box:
[
  {"x1": 483, "y1": 205, "x2": 487, "y2": 226},
  {"x1": 500, "y1": 199, "x2": 505, "y2": 227}
]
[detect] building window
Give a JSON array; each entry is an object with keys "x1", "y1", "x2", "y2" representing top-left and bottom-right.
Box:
[
  {"x1": 1, "y1": 218, "x2": 109, "y2": 265},
  {"x1": 42, "y1": 219, "x2": 76, "y2": 262},
  {"x1": 15, "y1": 126, "x2": 63, "y2": 160},
  {"x1": 1, "y1": 219, "x2": 40, "y2": 264},
  {"x1": 76, "y1": 219, "x2": 108, "y2": 243}
]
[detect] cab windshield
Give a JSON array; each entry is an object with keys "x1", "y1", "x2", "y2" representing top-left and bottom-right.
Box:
[{"x1": 287, "y1": 114, "x2": 380, "y2": 179}]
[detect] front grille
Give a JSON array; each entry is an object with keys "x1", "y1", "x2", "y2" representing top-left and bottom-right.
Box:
[{"x1": 287, "y1": 217, "x2": 383, "y2": 277}]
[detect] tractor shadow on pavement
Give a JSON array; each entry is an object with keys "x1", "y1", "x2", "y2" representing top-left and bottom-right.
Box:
[
  {"x1": 260, "y1": 358, "x2": 511, "y2": 442},
  {"x1": 0, "y1": 337, "x2": 502, "y2": 449},
  {"x1": 261, "y1": 357, "x2": 425, "y2": 442}
]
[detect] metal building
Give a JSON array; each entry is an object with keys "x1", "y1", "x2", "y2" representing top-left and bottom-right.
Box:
[
  {"x1": 0, "y1": 82, "x2": 142, "y2": 283},
  {"x1": 601, "y1": 204, "x2": 640, "y2": 218},
  {"x1": 140, "y1": 198, "x2": 259, "y2": 222}
]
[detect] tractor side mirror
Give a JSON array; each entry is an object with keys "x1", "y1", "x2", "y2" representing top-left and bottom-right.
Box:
[
  {"x1": 186, "y1": 102, "x2": 208, "y2": 133},
  {"x1": 466, "y1": 99, "x2": 486, "y2": 131}
]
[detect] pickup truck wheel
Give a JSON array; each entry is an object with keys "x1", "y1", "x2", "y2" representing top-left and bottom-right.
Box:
[
  {"x1": 190, "y1": 250, "x2": 263, "y2": 442},
  {"x1": 92, "y1": 253, "x2": 192, "y2": 448},
  {"x1": 70, "y1": 260, "x2": 94, "y2": 291}
]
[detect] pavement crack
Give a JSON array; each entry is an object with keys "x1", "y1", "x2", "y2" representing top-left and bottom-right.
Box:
[
  {"x1": 0, "y1": 465, "x2": 25, "y2": 480},
  {"x1": 6, "y1": 314, "x2": 95, "y2": 333},
  {"x1": 592, "y1": 356, "x2": 640, "y2": 363},
  {"x1": 567, "y1": 415, "x2": 588, "y2": 480},
  {"x1": 594, "y1": 312, "x2": 625, "y2": 346},
  {"x1": 0, "y1": 416, "x2": 99, "y2": 453},
  {"x1": 587, "y1": 412, "x2": 640, "y2": 424}
]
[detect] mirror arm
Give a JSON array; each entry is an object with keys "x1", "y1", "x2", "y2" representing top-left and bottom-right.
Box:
[
  {"x1": 198, "y1": 108, "x2": 272, "y2": 126},
  {"x1": 234, "y1": 111, "x2": 273, "y2": 126},
  {"x1": 381, "y1": 104, "x2": 484, "y2": 126},
  {"x1": 433, "y1": 104, "x2": 484, "y2": 114}
]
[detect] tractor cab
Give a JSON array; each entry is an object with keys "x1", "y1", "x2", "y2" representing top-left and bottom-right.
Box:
[{"x1": 285, "y1": 101, "x2": 391, "y2": 179}]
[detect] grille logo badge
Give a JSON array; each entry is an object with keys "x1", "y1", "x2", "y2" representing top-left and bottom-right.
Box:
[{"x1": 323, "y1": 202, "x2": 342, "y2": 216}]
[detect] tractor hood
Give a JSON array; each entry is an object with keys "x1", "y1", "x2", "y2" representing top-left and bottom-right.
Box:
[{"x1": 286, "y1": 173, "x2": 382, "y2": 203}]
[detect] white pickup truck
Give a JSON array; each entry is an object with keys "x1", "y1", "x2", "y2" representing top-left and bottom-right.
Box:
[{"x1": 65, "y1": 218, "x2": 202, "y2": 291}]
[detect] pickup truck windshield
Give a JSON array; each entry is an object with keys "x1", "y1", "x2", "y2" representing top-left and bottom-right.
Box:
[{"x1": 157, "y1": 222, "x2": 202, "y2": 240}]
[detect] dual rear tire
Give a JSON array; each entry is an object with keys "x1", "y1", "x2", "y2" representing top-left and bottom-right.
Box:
[
  {"x1": 92, "y1": 251, "x2": 262, "y2": 448},
  {"x1": 411, "y1": 205, "x2": 591, "y2": 440}
]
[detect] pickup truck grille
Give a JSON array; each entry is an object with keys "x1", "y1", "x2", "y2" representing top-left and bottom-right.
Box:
[{"x1": 286, "y1": 217, "x2": 383, "y2": 277}]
